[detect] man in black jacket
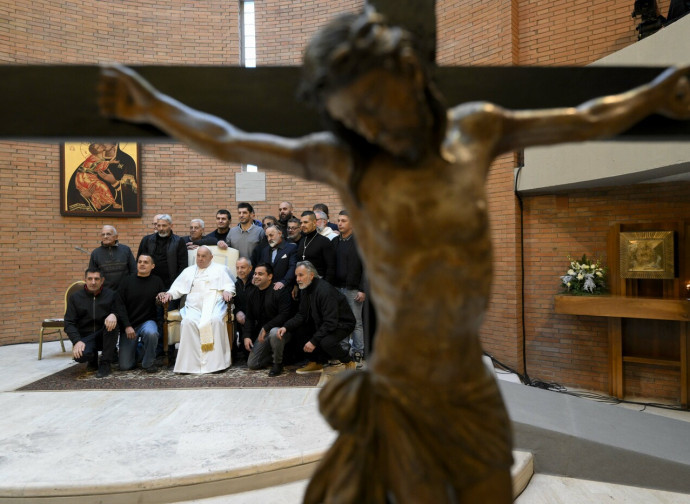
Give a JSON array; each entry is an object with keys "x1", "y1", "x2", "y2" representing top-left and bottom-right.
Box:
[
  {"x1": 277, "y1": 261, "x2": 356, "y2": 375},
  {"x1": 64, "y1": 267, "x2": 126, "y2": 378},
  {"x1": 245, "y1": 264, "x2": 294, "y2": 376},
  {"x1": 295, "y1": 211, "x2": 335, "y2": 284},
  {"x1": 137, "y1": 213, "x2": 187, "y2": 355},
  {"x1": 88, "y1": 225, "x2": 136, "y2": 291},
  {"x1": 137, "y1": 214, "x2": 187, "y2": 291}
]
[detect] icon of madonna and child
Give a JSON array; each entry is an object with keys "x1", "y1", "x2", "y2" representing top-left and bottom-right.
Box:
[{"x1": 63, "y1": 142, "x2": 140, "y2": 216}]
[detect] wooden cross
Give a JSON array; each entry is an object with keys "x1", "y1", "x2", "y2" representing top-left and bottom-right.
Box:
[{"x1": 1, "y1": 0, "x2": 689, "y2": 141}]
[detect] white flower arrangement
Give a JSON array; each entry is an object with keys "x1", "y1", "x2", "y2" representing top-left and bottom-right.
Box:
[{"x1": 560, "y1": 254, "x2": 607, "y2": 295}]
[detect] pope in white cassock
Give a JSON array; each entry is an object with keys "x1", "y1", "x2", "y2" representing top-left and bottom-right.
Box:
[{"x1": 158, "y1": 246, "x2": 235, "y2": 374}]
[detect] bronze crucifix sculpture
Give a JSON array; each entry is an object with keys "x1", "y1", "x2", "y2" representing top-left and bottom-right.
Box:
[{"x1": 97, "y1": 6, "x2": 690, "y2": 504}]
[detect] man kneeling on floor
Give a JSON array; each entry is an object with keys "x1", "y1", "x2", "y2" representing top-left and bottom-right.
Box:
[
  {"x1": 245, "y1": 263, "x2": 293, "y2": 377},
  {"x1": 65, "y1": 267, "x2": 126, "y2": 378},
  {"x1": 158, "y1": 246, "x2": 235, "y2": 374},
  {"x1": 117, "y1": 254, "x2": 165, "y2": 373},
  {"x1": 276, "y1": 261, "x2": 356, "y2": 375}
]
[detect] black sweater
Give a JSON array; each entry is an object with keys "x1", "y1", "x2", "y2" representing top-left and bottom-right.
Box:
[
  {"x1": 118, "y1": 274, "x2": 165, "y2": 328},
  {"x1": 88, "y1": 242, "x2": 136, "y2": 291},
  {"x1": 334, "y1": 234, "x2": 364, "y2": 291},
  {"x1": 296, "y1": 231, "x2": 336, "y2": 283}
]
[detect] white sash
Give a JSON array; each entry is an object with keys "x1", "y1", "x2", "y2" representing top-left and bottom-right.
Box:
[{"x1": 199, "y1": 289, "x2": 218, "y2": 352}]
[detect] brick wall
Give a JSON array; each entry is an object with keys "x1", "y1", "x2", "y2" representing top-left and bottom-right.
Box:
[
  {"x1": 0, "y1": 0, "x2": 354, "y2": 346},
  {"x1": 523, "y1": 184, "x2": 690, "y2": 401},
  {"x1": 438, "y1": 1, "x2": 524, "y2": 370},
  {"x1": 2, "y1": 0, "x2": 684, "y2": 404}
]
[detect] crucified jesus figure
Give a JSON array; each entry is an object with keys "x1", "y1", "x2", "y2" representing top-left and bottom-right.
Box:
[{"x1": 99, "y1": 8, "x2": 690, "y2": 504}]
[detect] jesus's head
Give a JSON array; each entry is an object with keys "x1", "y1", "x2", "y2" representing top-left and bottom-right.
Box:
[{"x1": 300, "y1": 7, "x2": 446, "y2": 164}]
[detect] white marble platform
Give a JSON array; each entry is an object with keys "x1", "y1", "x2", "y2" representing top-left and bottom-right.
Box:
[
  {"x1": 2, "y1": 341, "x2": 689, "y2": 504},
  {"x1": 0, "y1": 341, "x2": 333, "y2": 503}
]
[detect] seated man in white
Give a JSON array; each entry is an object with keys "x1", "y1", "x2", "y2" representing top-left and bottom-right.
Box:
[{"x1": 158, "y1": 246, "x2": 235, "y2": 374}]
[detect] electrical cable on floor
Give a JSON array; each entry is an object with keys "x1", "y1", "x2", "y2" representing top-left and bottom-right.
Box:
[
  {"x1": 499, "y1": 164, "x2": 684, "y2": 414},
  {"x1": 483, "y1": 351, "x2": 685, "y2": 411}
]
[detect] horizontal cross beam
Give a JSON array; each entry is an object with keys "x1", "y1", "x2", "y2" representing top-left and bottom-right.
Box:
[{"x1": 1, "y1": 65, "x2": 689, "y2": 142}]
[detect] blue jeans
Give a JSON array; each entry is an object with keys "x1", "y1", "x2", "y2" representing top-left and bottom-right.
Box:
[
  {"x1": 338, "y1": 287, "x2": 364, "y2": 355},
  {"x1": 119, "y1": 320, "x2": 159, "y2": 370},
  {"x1": 247, "y1": 327, "x2": 292, "y2": 369}
]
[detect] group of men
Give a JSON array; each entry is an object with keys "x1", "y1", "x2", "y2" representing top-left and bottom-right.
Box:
[{"x1": 64, "y1": 201, "x2": 367, "y2": 379}]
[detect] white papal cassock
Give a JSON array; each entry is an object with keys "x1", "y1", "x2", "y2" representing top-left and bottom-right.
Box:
[{"x1": 167, "y1": 262, "x2": 235, "y2": 374}]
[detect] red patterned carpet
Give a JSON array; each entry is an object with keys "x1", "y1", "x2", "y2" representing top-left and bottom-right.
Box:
[{"x1": 18, "y1": 361, "x2": 321, "y2": 391}]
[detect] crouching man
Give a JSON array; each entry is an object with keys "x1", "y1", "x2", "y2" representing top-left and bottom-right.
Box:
[
  {"x1": 65, "y1": 268, "x2": 126, "y2": 378},
  {"x1": 276, "y1": 261, "x2": 356, "y2": 375},
  {"x1": 245, "y1": 263, "x2": 293, "y2": 377},
  {"x1": 117, "y1": 254, "x2": 165, "y2": 373}
]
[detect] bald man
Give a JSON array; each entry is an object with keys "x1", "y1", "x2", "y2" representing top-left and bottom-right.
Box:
[{"x1": 88, "y1": 225, "x2": 136, "y2": 291}]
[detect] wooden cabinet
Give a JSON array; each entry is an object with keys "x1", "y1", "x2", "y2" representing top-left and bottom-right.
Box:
[{"x1": 554, "y1": 220, "x2": 690, "y2": 408}]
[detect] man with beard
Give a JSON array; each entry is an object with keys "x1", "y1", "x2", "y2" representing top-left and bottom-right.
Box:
[
  {"x1": 244, "y1": 263, "x2": 293, "y2": 377},
  {"x1": 258, "y1": 225, "x2": 297, "y2": 291},
  {"x1": 312, "y1": 203, "x2": 339, "y2": 232},
  {"x1": 277, "y1": 201, "x2": 294, "y2": 234},
  {"x1": 296, "y1": 211, "x2": 335, "y2": 284},
  {"x1": 277, "y1": 261, "x2": 355, "y2": 375},
  {"x1": 315, "y1": 210, "x2": 338, "y2": 241},
  {"x1": 286, "y1": 217, "x2": 302, "y2": 245},
  {"x1": 88, "y1": 225, "x2": 136, "y2": 291},
  {"x1": 137, "y1": 213, "x2": 188, "y2": 357},
  {"x1": 137, "y1": 214, "x2": 187, "y2": 291}
]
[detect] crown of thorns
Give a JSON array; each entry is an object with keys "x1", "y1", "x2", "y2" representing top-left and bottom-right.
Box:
[{"x1": 300, "y1": 7, "x2": 415, "y2": 104}]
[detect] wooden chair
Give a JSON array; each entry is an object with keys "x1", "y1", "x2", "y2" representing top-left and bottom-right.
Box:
[{"x1": 39, "y1": 280, "x2": 85, "y2": 360}]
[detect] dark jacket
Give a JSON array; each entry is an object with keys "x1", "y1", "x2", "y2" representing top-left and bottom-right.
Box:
[
  {"x1": 334, "y1": 234, "x2": 365, "y2": 291},
  {"x1": 258, "y1": 240, "x2": 298, "y2": 289},
  {"x1": 284, "y1": 278, "x2": 355, "y2": 345},
  {"x1": 296, "y1": 231, "x2": 336, "y2": 283},
  {"x1": 137, "y1": 232, "x2": 187, "y2": 288},
  {"x1": 198, "y1": 229, "x2": 229, "y2": 246},
  {"x1": 88, "y1": 242, "x2": 136, "y2": 291},
  {"x1": 243, "y1": 284, "x2": 293, "y2": 342},
  {"x1": 233, "y1": 278, "x2": 255, "y2": 316},
  {"x1": 64, "y1": 286, "x2": 126, "y2": 344}
]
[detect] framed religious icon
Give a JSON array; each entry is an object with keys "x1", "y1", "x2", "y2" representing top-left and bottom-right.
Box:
[
  {"x1": 60, "y1": 142, "x2": 141, "y2": 217},
  {"x1": 619, "y1": 231, "x2": 675, "y2": 279}
]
